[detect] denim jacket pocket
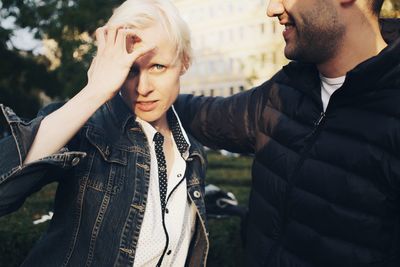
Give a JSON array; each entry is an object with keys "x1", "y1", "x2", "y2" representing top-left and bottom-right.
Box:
[
  {"x1": 86, "y1": 129, "x2": 128, "y2": 165},
  {"x1": 84, "y1": 128, "x2": 129, "y2": 195}
]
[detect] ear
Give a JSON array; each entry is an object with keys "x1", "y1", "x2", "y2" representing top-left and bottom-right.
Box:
[
  {"x1": 180, "y1": 66, "x2": 187, "y2": 75},
  {"x1": 180, "y1": 55, "x2": 190, "y2": 75}
]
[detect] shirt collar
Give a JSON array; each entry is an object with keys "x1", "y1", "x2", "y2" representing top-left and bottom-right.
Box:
[{"x1": 136, "y1": 105, "x2": 191, "y2": 159}]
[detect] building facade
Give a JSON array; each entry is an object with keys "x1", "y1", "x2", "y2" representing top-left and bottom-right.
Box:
[{"x1": 172, "y1": 0, "x2": 288, "y2": 96}]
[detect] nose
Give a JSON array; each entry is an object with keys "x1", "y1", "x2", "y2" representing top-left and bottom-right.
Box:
[
  {"x1": 266, "y1": 0, "x2": 285, "y2": 17},
  {"x1": 136, "y1": 72, "x2": 153, "y2": 96}
]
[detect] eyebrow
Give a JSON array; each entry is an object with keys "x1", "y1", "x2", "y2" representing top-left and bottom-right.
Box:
[{"x1": 149, "y1": 56, "x2": 178, "y2": 67}]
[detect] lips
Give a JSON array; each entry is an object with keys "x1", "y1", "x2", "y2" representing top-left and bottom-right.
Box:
[
  {"x1": 136, "y1": 100, "x2": 158, "y2": 112},
  {"x1": 282, "y1": 22, "x2": 296, "y2": 40}
]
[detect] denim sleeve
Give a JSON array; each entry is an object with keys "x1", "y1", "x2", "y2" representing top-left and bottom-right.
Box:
[{"x1": 0, "y1": 104, "x2": 87, "y2": 216}]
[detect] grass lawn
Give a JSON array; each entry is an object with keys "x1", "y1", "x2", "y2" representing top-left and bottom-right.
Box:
[{"x1": 0, "y1": 151, "x2": 252, "y2": 267}]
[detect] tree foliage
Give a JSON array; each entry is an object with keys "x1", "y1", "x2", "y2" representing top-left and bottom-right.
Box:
[
  {"x1": 382, "y1": 0, "x2": 400, "y2": 17},
  {"x1": 0, "y1": 0, "x2": 124, "y2": 120}
]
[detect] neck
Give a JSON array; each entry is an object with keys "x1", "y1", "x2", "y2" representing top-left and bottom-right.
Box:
[
  {"x1": 151, "y1": 115, "x2": 170, "y2": 136},
  {"x1": 317, "y1": 17, "x2": 387, "y2": 78}
]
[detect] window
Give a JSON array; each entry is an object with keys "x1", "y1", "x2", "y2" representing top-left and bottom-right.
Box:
[{"x1": 272, "y1": 21, "x2": 277, "y2": 34}]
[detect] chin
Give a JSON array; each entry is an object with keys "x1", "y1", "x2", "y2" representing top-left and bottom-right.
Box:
[
  {"x1": 284, "y1": 50, "x2": 296, "y2": 61},
  {"x1": 284, "y1": 45, "x2": 306, "y2": 61},
  {"x1": 284, "y1": 44, "x2": 295, "y2": 59},
  {"x1": 137, "y1": 114, "x2": 155, "y2": 122},
  {"x1": 137, "y1": 113, "x2": 162, "y2": 123}
]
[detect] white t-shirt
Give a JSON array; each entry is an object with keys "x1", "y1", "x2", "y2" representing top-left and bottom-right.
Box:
[{"x1": 320, "y1": 74, "x2": 346, "y2": 111}]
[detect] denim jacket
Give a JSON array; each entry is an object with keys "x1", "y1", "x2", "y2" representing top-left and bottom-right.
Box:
[{"x1": 0, "y1": 95, "x2": 209, "y2": 267}]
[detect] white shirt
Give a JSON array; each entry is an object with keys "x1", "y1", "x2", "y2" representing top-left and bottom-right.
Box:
[
  {"x1": 320, "y1": 74, "x2": 346, "y2": 111},
  {"x1": 132, "y1": 107, "x2": 197, "y2": 267}
]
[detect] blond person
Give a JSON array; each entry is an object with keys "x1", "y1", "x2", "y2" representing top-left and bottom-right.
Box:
[{"x1": 0, "y1": 0, "x2": 208, "y2": 266}]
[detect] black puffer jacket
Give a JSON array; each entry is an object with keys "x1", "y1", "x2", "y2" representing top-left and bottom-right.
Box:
[{"x1": 175, "y1": 37, "x2": 400, "y2": 267}]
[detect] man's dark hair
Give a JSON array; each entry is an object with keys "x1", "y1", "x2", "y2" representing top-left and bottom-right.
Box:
[{"x1": 369, "y1": 0, "x2": 385, "y2": 16}]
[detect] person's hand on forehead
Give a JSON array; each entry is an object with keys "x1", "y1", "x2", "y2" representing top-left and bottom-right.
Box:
[{"x1": 85, "y1": 24, "x2": 156, "y2": 100}]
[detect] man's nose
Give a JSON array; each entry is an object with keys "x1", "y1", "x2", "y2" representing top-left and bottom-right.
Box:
[
  {"x1": 266, "y1": 0, "x2": 285, "y2": 17},
  {"x1": 136, "y1": 73, "x2": 153, "y2": 96}
]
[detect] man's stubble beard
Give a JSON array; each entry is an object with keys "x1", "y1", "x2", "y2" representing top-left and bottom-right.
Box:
[{"x1": 285, "y1": 6, "x2": 346, "y2": 64}]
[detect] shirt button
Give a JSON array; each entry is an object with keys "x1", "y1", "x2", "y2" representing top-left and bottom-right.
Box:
[
  {"x1": 165, "y1": 208, "x2": 169, "y2": 214},
  {"x1": 193, "y1": 191, "x2": 201, "y2": 198},
  {"x1": 71, "y1": 157, "x2": 80, "y2": 166},
  {"x1": 167, "y1": 250, "x2": 172, "y2": 255},
  {"x1": 177, "y1": 173, "x2": 182, "y2": 178}
]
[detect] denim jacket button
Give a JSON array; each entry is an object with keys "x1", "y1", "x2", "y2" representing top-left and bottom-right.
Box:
[
  {"x1": 71, "y1": 157, "x2": 80, "y2": 166},
  {"x1": 193, "y1": 191, "x2": 201, "y2": 198}
]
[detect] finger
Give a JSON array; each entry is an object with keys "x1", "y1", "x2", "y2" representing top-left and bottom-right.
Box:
[
  {"x1": 95, "y1": 27, "x2": 106, "y2": 53},
  {"x1": 128, "y1": 43, "x2": 157, "y2": 62},
  {"x1": 106, "y1": 26, "x2": 119, "y2": 47},
  {"x1": 120, "y1": 29, "x2": 140, "y2": 53}
]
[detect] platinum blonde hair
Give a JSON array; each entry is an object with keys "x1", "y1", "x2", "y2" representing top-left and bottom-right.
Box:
[{"x1": 107, "y1": 0, "x2": 192, "y2": 68}]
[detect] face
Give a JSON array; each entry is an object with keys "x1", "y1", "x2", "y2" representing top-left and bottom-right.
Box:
[
  {"x1": 267, "y1": 0, "x2": 346, "y2": 64},
  {"x1": 120, "y1": 23, "x2": 184, "y2": 129}
]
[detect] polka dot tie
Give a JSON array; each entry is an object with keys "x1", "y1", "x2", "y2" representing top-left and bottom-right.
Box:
[
  {"x1": 167, "y1": 109, "x2": 189, "y2": 155},
  {"x1": 154, "y1": 132, "x2": 168, "y2": 214}
]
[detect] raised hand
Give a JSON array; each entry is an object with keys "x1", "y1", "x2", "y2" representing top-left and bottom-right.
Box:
[
  {"x1": 24, "y1": 26, "x2": 155, "y2": 164},
  {"x1": 87, "y1": 26, "x2": 155, "y2": 100}
]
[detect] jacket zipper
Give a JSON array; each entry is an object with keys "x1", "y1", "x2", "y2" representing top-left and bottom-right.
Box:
[{"x1": 264, "y1": 111, "x2": 326, "y2": 264}]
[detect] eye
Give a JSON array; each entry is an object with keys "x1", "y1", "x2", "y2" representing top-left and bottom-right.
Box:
[{"x1": 151, "y1": 64, "x2": 166, "y2": 73}]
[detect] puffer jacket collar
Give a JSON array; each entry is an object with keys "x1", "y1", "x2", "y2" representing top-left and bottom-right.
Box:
[{"x1": 282, "y1": 37, "x2": 400, "y2": 111}]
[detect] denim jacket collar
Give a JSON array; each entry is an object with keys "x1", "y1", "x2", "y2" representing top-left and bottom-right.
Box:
[
  {"x1": 105, "y1": 94, "x2": 205, "y2": 164},
  {"x1": 106, "y1": 93, "x2": 135, "y2": 134}
]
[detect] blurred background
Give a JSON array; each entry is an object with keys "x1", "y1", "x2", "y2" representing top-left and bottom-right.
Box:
[{"x1": 0, "y1": 0, "x2": 399, "y2": 266}]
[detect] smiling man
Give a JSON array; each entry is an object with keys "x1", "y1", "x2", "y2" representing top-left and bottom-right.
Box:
[
  {"x1": 275, "y1": 0, "x2": 347, "y2": 65},
  {"x1": 175, "y1": 0, "x2": 400, "y2": 266}
]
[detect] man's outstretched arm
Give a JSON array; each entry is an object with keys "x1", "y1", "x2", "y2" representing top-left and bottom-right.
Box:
[{"x1": 175, "y1": 82, "x2": 272, "y2": 154}]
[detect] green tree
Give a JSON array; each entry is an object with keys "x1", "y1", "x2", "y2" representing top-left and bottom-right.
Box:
[
  {"x1": 0, "y1": 23, "x2": 59, "y2": 137},
  {"x1": 0, "y1": 0, "x2": 125, "y2": 121},
  {"x1": 382, "y1": 0, "x2": 400, "y2": 17}
]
